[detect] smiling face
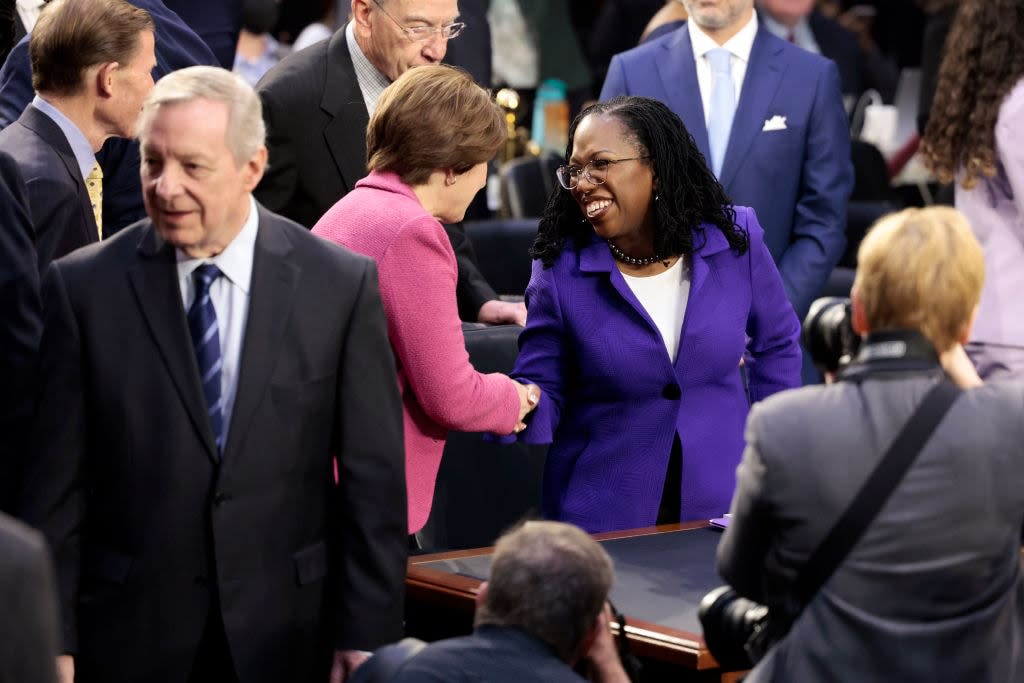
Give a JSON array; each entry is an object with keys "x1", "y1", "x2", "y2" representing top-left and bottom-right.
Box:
[
  {"x1": 353, "y1": 0, "x2": 459, "y2": 82},
  {"x1": 569, "y1": 113, "x2": 657, "y2": 254},
  {"x1": 140, "y1": 97, "x2": 267, "y2": 258}
]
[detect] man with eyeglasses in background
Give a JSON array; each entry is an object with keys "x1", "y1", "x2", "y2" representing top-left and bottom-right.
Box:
[{"x1": 255, "y1": 0, "x2": 527, "y2": 326}]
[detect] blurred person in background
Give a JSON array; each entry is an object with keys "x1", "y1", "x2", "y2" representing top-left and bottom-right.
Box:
[{"x1": 922, "y1": 0, "x2": 1024, "y2": 381}]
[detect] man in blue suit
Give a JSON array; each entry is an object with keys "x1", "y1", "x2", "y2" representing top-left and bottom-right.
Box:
[
  {"x1": 601, "y1": 0, "x2": 852, "y2": 319},
  {"x1": 0, "y1": 0, "x2": 219, "y2": 235}
]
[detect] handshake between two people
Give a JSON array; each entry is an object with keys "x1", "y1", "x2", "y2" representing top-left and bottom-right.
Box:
[{"x1": 513, "y1": 382, "x2": 541, "y2": 433}]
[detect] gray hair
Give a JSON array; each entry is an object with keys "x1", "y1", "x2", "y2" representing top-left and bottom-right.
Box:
[
  {"x1": 475, "y1": 521, "x2": 614, "y2": 662},
  {"x1": 138, "y1": 66, "x2": 265, "y2": 165}
]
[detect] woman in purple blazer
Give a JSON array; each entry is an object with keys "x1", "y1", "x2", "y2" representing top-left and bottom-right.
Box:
[{"x1": 512, "y1": 96, "x2": 801, "y2": 533}]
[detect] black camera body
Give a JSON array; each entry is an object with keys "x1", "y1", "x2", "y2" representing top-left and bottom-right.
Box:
[{"x1": 802, "y1": 297, "x2": 861, "y2": 376}]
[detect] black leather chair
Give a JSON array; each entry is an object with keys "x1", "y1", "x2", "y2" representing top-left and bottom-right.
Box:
[
  {"x1": 416, "y1": 324, "x2": 547, "y2": 553},
  {"x1": 499, "y1": 152, "x2": 562, "y2": 218},
  {"x1": 464, "y1": 218, "x2": 538, "y2": 296},
  {"x1": 840, "y1": 199, "x2": 899, "y2": 268}
]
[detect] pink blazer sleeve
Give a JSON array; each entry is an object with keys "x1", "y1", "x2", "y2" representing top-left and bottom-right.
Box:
[{"x1": 377, "y1": 214, "x2": 520, "y2": 435}]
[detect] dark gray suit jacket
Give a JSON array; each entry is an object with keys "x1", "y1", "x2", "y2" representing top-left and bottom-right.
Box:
[
  {"x1": 20, "y1": 204, "x2": 408, "y2": 683},
  {"x1": 0, "y1": 104, "x2": 98, "y2": 274},
  {"x1": 720, "y1": 360, "x2": 1024, "y2": 681},
  {"x1": 255, "y1": 28, "x2": 497, "y2": 320},
  {"x1": 0, "y1": 149, "x2": 40, "y2": 513},
  {"x1": 0, "y1": 511, "x2": 58, "y2": 683}
]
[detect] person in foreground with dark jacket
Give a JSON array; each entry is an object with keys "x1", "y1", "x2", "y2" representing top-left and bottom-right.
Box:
[
  {"x1": 719, "y1": 205, "x2": 1024, "y2": 682},
  {"x1": 365, "y1": 521, "x2": 629, "y2": 683}
]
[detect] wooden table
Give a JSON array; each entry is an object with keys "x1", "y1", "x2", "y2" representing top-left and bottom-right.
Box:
[{"x1": 406, "y1": 522, "x2": 745, "y2": 683}]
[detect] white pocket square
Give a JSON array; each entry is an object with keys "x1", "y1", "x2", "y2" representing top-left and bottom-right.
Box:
[{"x1": 762, "y1": 115, "x2": 788, "y2": 132}]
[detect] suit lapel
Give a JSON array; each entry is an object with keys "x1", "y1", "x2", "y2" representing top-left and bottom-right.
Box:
[
  {"x1": 719, "y1": 28, "x2": 785, "y2": 189},
  {"x1": 321, "y1": 27, "x2": 372, "y2": 196},
  {"x1": 222, "y1": 206, "x2": 300, "y2": 462},
  {"x1": 127, "y1": 224, "x2": 220, "y2": 462},
  {"x1": 20, "y1": 106, "x2": 100, "y2": 236},
  {"x1": 658, "y1": 28, "x2": 710, "y2": 162}
]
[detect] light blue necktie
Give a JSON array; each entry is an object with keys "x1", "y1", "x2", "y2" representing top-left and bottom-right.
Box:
[
  {"x1": 187, "y1": 264, "x2": 225, "y2": 456},
  {"x1": 706, "y1": 48, "x2": 736, "y2": 179}
]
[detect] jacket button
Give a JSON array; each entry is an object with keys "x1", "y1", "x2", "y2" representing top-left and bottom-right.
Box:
[
  {"x1": 662, "y1": 383, "x2": 681, "y2": 400},
  {"x1": 213, "y1": 492, "x2": 231, "y2": 506}
]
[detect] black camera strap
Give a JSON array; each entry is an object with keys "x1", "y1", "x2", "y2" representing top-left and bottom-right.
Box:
[{"x1": 791, "y1": 379, "x2": 961, "y2": 607}]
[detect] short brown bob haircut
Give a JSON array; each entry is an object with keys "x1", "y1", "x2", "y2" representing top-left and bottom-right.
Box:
[
  {"x1": 30, "y1": 0, "x2": 154, "y2": 96},
  {"x1": 853, "y1": 206, "x2": 985, "y2": 352},
  {"x1": 367, "y1": 64, "x2": 504, "y2": 186}
]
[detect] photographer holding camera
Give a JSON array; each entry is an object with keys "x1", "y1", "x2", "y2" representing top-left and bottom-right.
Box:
[{"x1": 711, "y1": 206, "x2": 1024, "y2": 681}]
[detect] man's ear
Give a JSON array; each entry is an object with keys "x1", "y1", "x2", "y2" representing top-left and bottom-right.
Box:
[
  {"x1": 851, "y1": 289, "x2": 869, "y2": 337},
  {"x1": 352, "y1": 0, "x2": 373, "y2": 32},
  {"x1": 241, "y1": 145, "x2": 269, "y2": 191},
  {"x1": 94, "y1": 62, "x2": 119, "y2": 98}
]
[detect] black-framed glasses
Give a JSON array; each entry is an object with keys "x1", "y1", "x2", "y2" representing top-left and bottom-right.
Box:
[
  {"x1": 555, "y1": 157, "x2": 650, "y2": 190},
  {"x1": 372, "y1": 0, "x2": 465, "y2": 42}
]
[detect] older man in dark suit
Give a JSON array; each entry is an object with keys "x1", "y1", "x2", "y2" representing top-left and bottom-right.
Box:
[
  {"x1": 255, "y1": 0, "x2": 526, "y2": 325},
  {"x1": 20, "y1": 66, "x2": 407, "y2": 683},
  {"x1": 0, "y1": 0, "x2": 156, "y2": 273}
]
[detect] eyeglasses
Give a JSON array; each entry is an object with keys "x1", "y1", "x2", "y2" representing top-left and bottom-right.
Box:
[
  {"x1": 555, "y1": 157, "x2": 650, "y2": 190},
  {"x1": 372, "y1": 0, "x2": 465, "y2": 42}
]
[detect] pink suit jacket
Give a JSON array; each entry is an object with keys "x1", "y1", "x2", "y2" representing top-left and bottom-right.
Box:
[{"x1": 313, "y1": 171, "x2": 520, "y2": 533}]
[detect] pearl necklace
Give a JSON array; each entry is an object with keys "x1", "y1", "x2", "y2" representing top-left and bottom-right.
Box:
[{"x1": 607, "y1": 241, "x2": 665, "y2": 267}]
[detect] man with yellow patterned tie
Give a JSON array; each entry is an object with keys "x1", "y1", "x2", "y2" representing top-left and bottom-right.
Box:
[{"x1": 0, "y1": 0, "x2": 156, "y2": 275}]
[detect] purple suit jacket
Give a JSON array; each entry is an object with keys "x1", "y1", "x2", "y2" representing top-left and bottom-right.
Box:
[{"x1": 512, "y1": 207, "x2": 801, "y2": 532}]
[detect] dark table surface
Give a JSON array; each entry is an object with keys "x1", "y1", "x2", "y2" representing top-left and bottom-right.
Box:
[{"x1": 413, "y1": 526, "x2": 725, "y2": 635}]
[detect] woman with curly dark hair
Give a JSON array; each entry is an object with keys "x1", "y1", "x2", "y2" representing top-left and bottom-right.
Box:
[
  {"x1": 508, "y1": 96, "x2": 801, "y2": 533},
  {"x1": 921, "y1": 0, "x2": 1024, "y2": 381}
]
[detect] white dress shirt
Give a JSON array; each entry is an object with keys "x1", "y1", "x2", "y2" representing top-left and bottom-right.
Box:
[
  {"x1": 687, "y1": 9, "x2": 759, "y2": 127},
  {"x1": 15, "y1": 0, "x2": 44, "y2": 32},
  {"x1": 176, "y1": 196, "x2": 258, "y2": 445}
]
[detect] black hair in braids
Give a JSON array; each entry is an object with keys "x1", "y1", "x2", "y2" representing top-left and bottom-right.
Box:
[{"x1": 530, "y1": 96, "x2": 748, "y2": 269}]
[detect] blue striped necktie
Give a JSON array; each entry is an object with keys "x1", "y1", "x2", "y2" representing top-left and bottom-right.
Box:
[{"x1": 187, "y1": 264, "x2": 224, "y2": 456}]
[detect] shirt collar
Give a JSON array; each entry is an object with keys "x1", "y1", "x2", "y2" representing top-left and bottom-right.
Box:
[
  {"x1": 761, "y1": 13, "x2": 816, "y2": 51},
  {"x1": 688, "y1": 8, "x2": 759, "y2": 63},
  {"x1": 175, "y1": 195, "x2": 259, "y2": 295},
  {"x1": 345, "y1": 20, "x2": 391, "y2": 115},
  {"x1": 31, "y1": 95, "x2": 97, "y2": 180}
]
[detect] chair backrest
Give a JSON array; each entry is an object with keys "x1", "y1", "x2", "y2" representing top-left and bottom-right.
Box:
[
  {"x1": 841, "y1": 199, "x2": 899, "y2": 268},
  {"x1": 500, "y1": 152, "x2": 562, "y2": 218},
  {"x1": 417, "y1": 324, "x2": 547, "y2": 552},
  {"x1": 464, "y1": 218, "x2": 538, "y2": 296}
]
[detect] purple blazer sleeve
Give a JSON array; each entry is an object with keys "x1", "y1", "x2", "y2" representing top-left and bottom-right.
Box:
[
  {"x1": 742, "y1": 208, "x2": 803, "y2": 402},
  {"x1": 507, "y1": 259, "x2": 573, "y2": 444}
]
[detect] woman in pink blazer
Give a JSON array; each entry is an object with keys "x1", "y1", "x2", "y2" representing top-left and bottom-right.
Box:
[{"x1": 313, "y1": 66, "x2": 538, "y2": 536}]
